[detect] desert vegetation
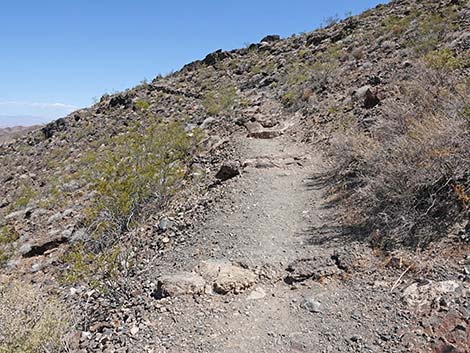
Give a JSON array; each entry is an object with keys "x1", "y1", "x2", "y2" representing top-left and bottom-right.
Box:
[
  {"x1": 0, "y1": 280, "x2": 72, "y2": 353},
  {"x1": 329, "y1": 49, "x2": 469, "y2": 249},
  {"x1": 62, "y1": 108, "x2": 202, "y2": 287}
]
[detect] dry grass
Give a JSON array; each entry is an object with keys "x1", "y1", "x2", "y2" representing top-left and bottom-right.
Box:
[
  {"x1": 329, "y1": 59, "x2": 469, "y2": 249},
  {"x1": 0, "y1": 280, "x2": 73, "y2": 353}
]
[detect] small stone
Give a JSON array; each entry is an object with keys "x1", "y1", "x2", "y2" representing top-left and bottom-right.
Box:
[
  {"x1": 130, "y1": 325, "x2": 139, "y2": 336},
  {"x1": 301, "y1": 297, "x2": 322, "y2": 313},
  {"x1": 247, "y1": 287, "x2": 266, "y2": 300}
]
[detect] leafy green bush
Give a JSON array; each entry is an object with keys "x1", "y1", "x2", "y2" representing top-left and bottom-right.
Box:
[
  {"x1": 0, "y1": 280, "x2": 72, "y2": 353},
  {"x1": 59, "y1": 107, "x2": 202, "y2": 286},
  {"x1": 61, "y1": 244, "x2": 123, "y2": 288}
]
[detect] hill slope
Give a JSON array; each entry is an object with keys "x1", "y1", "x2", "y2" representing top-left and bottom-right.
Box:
[{"x1": 0, "y1": 0, "x2": 469, "y2": 352}]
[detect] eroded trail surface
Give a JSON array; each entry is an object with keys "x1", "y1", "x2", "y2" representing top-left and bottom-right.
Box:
[{"x1": 147, "y1": 134, "x2": 417, "y2": 353}]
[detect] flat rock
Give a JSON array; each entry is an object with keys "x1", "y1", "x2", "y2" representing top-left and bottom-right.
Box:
[
  {"x1": 285, "y1": 255, "x2": 341, "y2": 284},
  {"x1": 196, "y1": 259, "x2": 257, "y2": 294},
  {"x1": 154, "y1": 272, "x2": 205, "y2": 299},
  {"x1": 402, "y1": 280, "x2": 462, "y2": 308}
]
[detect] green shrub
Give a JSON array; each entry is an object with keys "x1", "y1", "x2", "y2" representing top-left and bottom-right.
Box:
[
  {"x1": 0, "y1": 226, "x2": 19, "y2": 267},
  {"x1": 424, "y1": 48, "x2": 462, "y2": 71},
  {"x1": 202, "y1": 85, "x2": 239, "y2": 116},
  {"x1": 9, "y1": 184, "x2": 38, "y2": 211},
  {"x1": 0, "y1": 280, "x2": 72, "y2": 353},
  {"x1": 80, "y1": 118, "x2": 200, "y2": 243},
  {"x1": 61, "y1": 244, "x2": 123, "y2": 288}
]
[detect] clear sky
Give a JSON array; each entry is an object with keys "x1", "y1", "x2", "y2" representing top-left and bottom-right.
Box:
[{"x1": 0, "y1": 0, "x2": 387, "y2": 127}]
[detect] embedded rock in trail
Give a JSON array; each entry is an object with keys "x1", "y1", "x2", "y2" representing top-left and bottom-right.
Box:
[
  {"x1": 285, "y1": 255, "x2": 342, "y2": 284},
  {"x1": 154, "y1": 272, "x2": 206, "y2": 298},
  {"x1": 196, "y1": 259, "x2": 257, "y2": 294},
  {"x1": 244, "y1": 121, "x2": 284, "y2": 139},
  {"x1": 215, "y1": 163, "x2": 240, "y2": 181}
]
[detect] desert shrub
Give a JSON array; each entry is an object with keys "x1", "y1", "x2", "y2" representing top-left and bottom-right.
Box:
[
  {"x1": 329, "y1": 63, "x2": 469, "y2": 249},
  {"x1": 203, "y1": 85, "x2": 239, "y2": 116},
  {"x1": 280, "y1": 48, "x2": 339, "y2": 110},
  {"x1": 61, "y1": 244, "x2": 124, "y2": 289},
  {"x1": 0, "y1": 280, "x2": 72, "y2": 353},
  {"x1": 60, "y1": 113, "x2": 201, "y2": 286},
  {"x1": 411, "y1": 9, "x2": 458, "y2": 55},
  {"x1": 0, "y1": 226, "x2": 19, "y2": 266},
  {"x1": 381, "y1": 14, "x2": 414, "y2": 36},
  {"x1": 380, "y1": 5, "x2": 459, "y2": 55},
  {"x1": 80, "y1": 118, "x2": 200, "y2": 247},
  {"x1": 8, "y1": 183, "x2": 39, "y2": 212},
  {"x1": 424, "y1": 48, "x2": 463, "y2": 71}
]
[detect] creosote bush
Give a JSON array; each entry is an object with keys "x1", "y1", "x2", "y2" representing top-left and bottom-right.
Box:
[
  {"x1": 81, "y1": 118, "x2": 200, "y2": 242},
  {"x1": 202, "y1": 85, "x2": 239, "y2": 116},
  {"x1": 0, "y1": 280, "x2": 72, "y2": 353},
  {"x1": 62, "y1": 110, "x2": 202, "y2": 286},
  {"x1": 329, "y1": 60, "x2": 469, "y2": 249}
]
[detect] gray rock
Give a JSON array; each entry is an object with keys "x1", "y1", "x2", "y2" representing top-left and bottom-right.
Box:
[
  {"x1": 154, "y1": 272, "x2": 205, "y2": 299},
  {"x1": 352, "y1": 85, "x2": 380, "y2": 109},
  {"x1": 158, "y1": 217, "x2": 173, "y2": 231},
  {"x1": 402, "y1": 280, "x2": 461, "y2": 308},
  {"x1": 19, "y1": 243, "x2": 33, "y2": 256},
  {"x1": 301, "y1": 297, "x2": 322, "y2": 313},
  {"x1": 47, "y1": 211, "x2": 64, "y2": 224},
  {"x1": 200, "y1": 117, "x2": 217, "y2": 129},
  {"x1": 70, "y1": 228, "x2": 88, "y2": 244},
  {"x1": 5, "y1": 209, "x2": 26, "y2": 221}
]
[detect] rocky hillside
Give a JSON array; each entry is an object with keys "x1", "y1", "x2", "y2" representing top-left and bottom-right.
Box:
[{"x1": 0, "y1": 0, "x2": 469, "y2": 352}]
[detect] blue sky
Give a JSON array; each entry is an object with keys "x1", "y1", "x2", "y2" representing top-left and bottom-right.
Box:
[{"x1": 0, "y1": 0, "x2": 387, "y2": 126}]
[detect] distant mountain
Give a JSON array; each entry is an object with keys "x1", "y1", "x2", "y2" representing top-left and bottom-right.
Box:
[
  {"x1": 0, "y1": 115, "x2": 50, "y2": 128},
  {"x1": 0, "y1": 124, "x2": 43, "y2": 144}
]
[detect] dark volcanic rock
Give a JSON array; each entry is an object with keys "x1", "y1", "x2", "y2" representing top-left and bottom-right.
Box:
[{"x1": 215, "y1": 163, "x2": 240, "y2": 181}]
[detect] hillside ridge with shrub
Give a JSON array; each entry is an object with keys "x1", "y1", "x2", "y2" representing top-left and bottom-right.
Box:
[{"x1": 0, "y1": 0, "x2": 469, "y2": 352}]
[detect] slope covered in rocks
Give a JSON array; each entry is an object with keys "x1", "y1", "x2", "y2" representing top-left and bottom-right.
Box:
[{"x1": 1, "y1": 0, "x2": 469, "y2": 352}]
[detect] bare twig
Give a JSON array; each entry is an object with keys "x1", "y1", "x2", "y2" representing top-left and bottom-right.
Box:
[{"x1": 390, "y1": 265, "x2": 412, "y2": 292}]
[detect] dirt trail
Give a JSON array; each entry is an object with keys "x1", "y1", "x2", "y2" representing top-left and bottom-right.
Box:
[{"x1": 149, "y1": 133, "x2": 413, "y2": 353}]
